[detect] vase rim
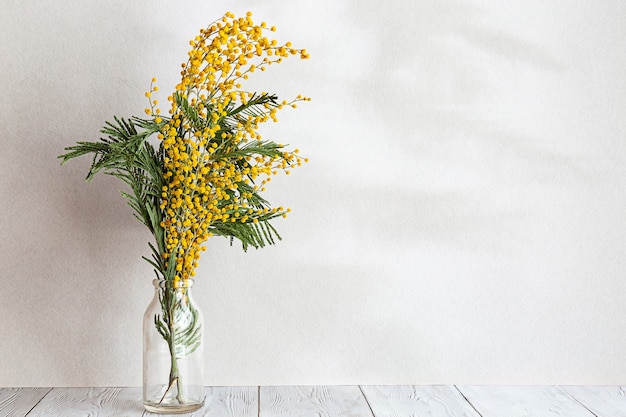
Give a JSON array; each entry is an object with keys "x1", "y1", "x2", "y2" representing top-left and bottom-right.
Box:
[{"x1": 152, "y1": 278, "x2": 194, "y2": 289}]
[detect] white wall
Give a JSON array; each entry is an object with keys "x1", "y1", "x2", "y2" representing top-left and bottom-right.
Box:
[{"x1": 1, "y1": 0, "x2": 626, "y2": 387}]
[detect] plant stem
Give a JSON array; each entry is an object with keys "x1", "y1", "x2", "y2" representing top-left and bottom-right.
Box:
[
  {"x1": 168, "y1": 339, "x2": 184, "y2": 403},
  {"x1": 167, "y1": 302, "x2": 185, "y2": 404}
]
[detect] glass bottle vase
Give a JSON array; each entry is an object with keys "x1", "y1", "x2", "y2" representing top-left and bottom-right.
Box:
[{"x1": 143, "y1": 279, "x2": 205, "y2": 414}]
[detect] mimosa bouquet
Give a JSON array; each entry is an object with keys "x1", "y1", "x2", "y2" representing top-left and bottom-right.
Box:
[{"x1": 59, "y1": 11, "x2": 308, "y2": 412}]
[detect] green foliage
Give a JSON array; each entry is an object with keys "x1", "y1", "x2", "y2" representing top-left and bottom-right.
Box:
[
  {"x1": 59, "y1": 112, "x2": 291, "y2": 264},
  {"x1": 154, "y1": 288, "x2": 202, "y2": 358},
  {"x1": 59, "y1": 117, "x2": 168, "y2": 264}
]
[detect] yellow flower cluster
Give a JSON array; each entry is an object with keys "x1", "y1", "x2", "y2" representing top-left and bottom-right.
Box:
[{"x1": 148, "y1": 12, "x2": 309, "y2": 287}]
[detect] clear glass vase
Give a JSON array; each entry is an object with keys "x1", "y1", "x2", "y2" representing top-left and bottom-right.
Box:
[{"x1": 143, "y1": 279, "x2": 205, "y2": 414}]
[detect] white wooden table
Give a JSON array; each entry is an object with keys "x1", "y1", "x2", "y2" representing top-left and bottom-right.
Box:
[{"x1": 1, "y1": 385, "x2": 625, "y2": 416}]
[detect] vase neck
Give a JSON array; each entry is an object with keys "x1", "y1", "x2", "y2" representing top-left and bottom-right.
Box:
[{"x1": 152, "y1": 279, "x2": 194, "y2": 290}]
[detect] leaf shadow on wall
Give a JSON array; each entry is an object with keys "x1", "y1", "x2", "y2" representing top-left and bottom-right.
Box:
[
  {"x1": 285, "y1": 1, "x2": 613, "y2": 381},
  {"x1": 330, "y1": 1, "x2": 586, "y2": 257}
]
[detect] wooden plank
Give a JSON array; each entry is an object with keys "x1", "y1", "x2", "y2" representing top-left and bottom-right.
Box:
[
  {"x1": 6, "y1": 386, "x2": 625, "y2": 416},
  {"x1": 201, "y1": 386, "x2": 258, "y2": 417},
  {"x1": 562, "y1": 386, "x2": 626, "y2": 417},
  {"x1": 361, "y1": 385, "x2": 481, "y2": 417},
  {"x1": 26, "y1": 387, "x2": 144, "y2": 417},
  {"x1": 457, "y1": 386, "x2": 597, "y2": 417},
  {"x1": 260, "y1": 385, "x2": 373, "y2": 417},
  {"x1": 0, "y1": 387, "x2": 51, "y2": 417}
]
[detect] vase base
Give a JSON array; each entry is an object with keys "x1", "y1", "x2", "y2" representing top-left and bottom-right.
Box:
[{"x1": 144, "y1": 400, "x2": 204, "y2": 414}]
